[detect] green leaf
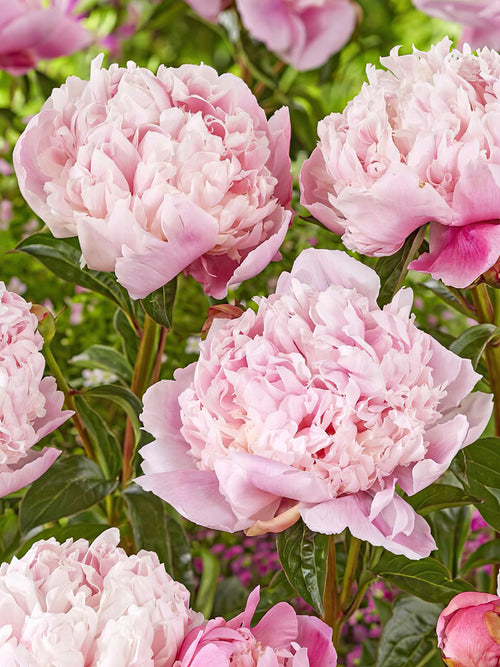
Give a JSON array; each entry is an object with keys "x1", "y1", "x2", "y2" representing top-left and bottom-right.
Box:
[
  {"x1": 450, "y1": 324, "x2": 499, "y2": 368},
  {"x1": 428, "y1": 506, "x2": 473, "y2": 577},
  {"x1": 370, "y1": 552, "x2": 474, "y2": 604},
  {"x1": 17, "y1": 524, "x2": 108, "y2": 558},
  {"x1": 376, "y1": 596, "x2": 442, "y2": 667},
  {"x1": 255, "y1": 570, "x2": 296, "y2": 621},
  {"x1": 140, "y1": 278, "x2": 177, "y2": 329},
  {"x1": 113, "y1": 309, "x2": 139, "y2": 366},
  {"x1": 0, "y1": 510, "x2": 20, "y2": 561},
  {"x1": 277, "y1": 519, "x2": 328, "y2": 615},
  {"x1": 407, "y1": 484, "x2": 478, "y2": 515},
  {"x1": 212, "y1": 577, "x2": 249, "y2": 619},
  {"x1": 465, "y1": 437, "x2": 500, "y2": 531},
  {"x1": 461, "y1": 539, "x2": 500, "y2": 576},
  {"x1": 74, "y1": 396, "x2": 122, "y2": 479},
  {"x1": 124, "y1": 486, "x2": 194, "y2": 594},
  {"x1": 20, "y1": 456, "x2": 117, "y2": 535},
  {"x1": 376, "y1": 227, "x2": 426, "y2": 308},
  {"x1": 423, "y1": 279, "x2": 475, "y2": 319},
  {"x1": 16, "y1": 233, "x2": 132, "y2": 314},
  {"x1": 84, "y1": 384, "x2": 143, "y2": 449},
  {"x1": 71, "y1": 345, "x2": 133, "y2": 383}
]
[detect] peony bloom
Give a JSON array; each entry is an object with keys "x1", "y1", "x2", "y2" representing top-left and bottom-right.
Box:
[
  {"x1": 0, "y1": 283, "x2": 71, "y2": 496},
  {"x1": 437, "y1": 589, "x2": 500, "y2": 666},
  {"x1": 13, "y1": 56, "x2": 292, "y2": 300},
  {"x1": 300, "y1": 38, "x2": 500, "y2": 288},
  {"x1": 0, "y1": 0, "x2": 91, "y2": 76},
  {"x1": 0, "y1": 528, "x2": 202, "y2": 665},
  {"x1": 236, "y1": 0, "x2": 358, "y2": 71},
  {"x1": 176, "y1": 587, "x2": 337, "y2": 666},
  {"x1": 183, "y1": 0, "x2": 231, "y2": 22},
  {"x1": 413, "y1": 0, "x2": 500, "y2": 51},
  {"x1": 137, "y1": 249, "x2": 492, "y2": 559}
]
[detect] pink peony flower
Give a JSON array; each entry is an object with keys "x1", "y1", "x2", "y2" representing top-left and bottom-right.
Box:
[
  {"x1": 413, "y1": 0, "x2": 500, "y2": 50},
  {"x1": 437, "y1": 588, "x2": 500, "y2": 666},
  {"x1": 183, "y1": 0, "x2": 232, "y2": 22},
  {"x1": 0, "y1": 528, "x2": 202, "y2": 665},
  {"x1": 175, "y1": 587, "x2": 337, "y2": 666},
  {"x1": 13, "y1": 56, "x2": 292, "y2": 300},
  {"x1": 300, "y1": 38, "x2": 500, "y2": 288},
  {"x1": 236, "y1": 0, "x2": 358, "y2": 71},
  {"x1": 0, "y1": 0, "x2": 91, "y2": 76},
  {"x1": 0, "y1": 282, "x2": 71, "y2": 496},
  {"x1": 137, "y1": 249, "x2": 492, "y2": 559}
]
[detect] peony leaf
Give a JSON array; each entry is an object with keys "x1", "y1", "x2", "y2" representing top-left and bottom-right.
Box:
[
  {"x1": 74, "y1": 396, "x2": 122, "y2": 479},
  {"x1": 113, "y1": 309, "x2": 139, "y2": 366},
  {"x1": 406, "y1": 484, "x2": 479, "y2": 515},
  {"x1": 19, "y1": 456, "x2": 117, "y2": 535},
  {"x1": 376, "y1": 596, "x2": 442, "y2": 667},
  {"x1": 0, "y1": 510, "x2": 20, "y2": 562},
  {"x1": 84, "y1": 384, "x2": 143, "y2": 451},
  {"x1": 277, "y1": 519, "x2": 328, "y2": 615},
  {"x1": 193, "y1": 549, "x2": 220, "y2": 617},
  {"x1": 464, "y1": 436, "x2": 500, "y2": 531},
  {"x1": 427, "y1": 506, "x2": 474, "y2": 578},
  {"x1": 16, "y1": 233, "x2": 133, "y2": 315},
  {"x1": 450, "y1": 324, "x2": 499, "y2": 369},
  {"x1": 124, "y1": 485, "x2": 195, "y2": 594},
  {"x1": 376, "y1": 227, "x2": 426, "y2": 307},
  {"x1": 370, "y1": 552, "x2": 474, "y2": 604},
  {"x1": 140, "y1": 278, "x2": 177, "y2": 329},
  {"x1": 70, "y1": 345, "x2": 133, "y2": 384}
]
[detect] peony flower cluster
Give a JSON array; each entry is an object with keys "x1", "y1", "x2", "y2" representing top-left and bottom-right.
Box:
[
  {"x1": 137, "y1": 249, "x2": 492, "y2": 559},
  {"x1": 14, "y1": 57, "x2": 292, "y2": 300},
  {"x1": 413, "y1": 0, "x2": 500, "y2": 50},
  {"x1": 300, "y1": 38, "x2": 500, "y2": 288},
  {"x1": 0, "y1": 283, "x2": 71, "y2": 497},
  {"x1": 437, "y1": 586, "x2": 500, "y2": 666},
  {"x1": 0, "y1": 0, "x2": 91, "y2": 76},
  {"x1": 0, "y1": 528, "x2": 202, "y2": 665},
  {"x1": 176, "y1": 587, "x2": 337, "y2": 666},
  {"x1": 185, "y1": 0, "x2": 358, "y2": 71}
]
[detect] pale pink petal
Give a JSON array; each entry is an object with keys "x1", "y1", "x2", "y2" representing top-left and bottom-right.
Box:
[{"x1": 0, "y1": 447, "x2": 61, "y2": 497}]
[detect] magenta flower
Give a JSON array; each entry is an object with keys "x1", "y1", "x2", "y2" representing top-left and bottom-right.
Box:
[
  {"x1": 0, "y1": 283, "x2": 71, "y2": 496},
  {"x1": 413, "y1": 0, "x2": 500, "y2": 50},
  {"x1": 300, "y1": 38, "x2": 500, "y2": 288},
  {"x1": 14, "y1": 56, "x2": 292, "y2": 300},
  {"x1": 0, "y1": 0, "x2": 91, "y2": 76},
  {"x1": 176, "y1": 587, "x2": 337, "y2": 666},
  {"x1": 437, "y1": 589, "x2": 500, "y2": 666},
  {"x1": 236, "y1": 0, "x2": 358, "y2": 71},
  {"x1": 137, "y1": 249, "x2": 491, "y2": 559},
  {"x1": 0, "y1": 528, "x2": 202, "y2": 665}
]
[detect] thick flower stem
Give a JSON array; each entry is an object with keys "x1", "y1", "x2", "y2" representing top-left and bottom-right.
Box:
[
  {"x1": 339, "y1": 536, "x2": 362, "y2": 612},
  {"x1": 122, "y1": 314, "x2": 161, "y2": 486},
  {"x1": 323, "y1": 536, "x2": 340, "y2": 638},
  {"x1": 42, "y1": 343, "x2": 94, "y2": 461}
]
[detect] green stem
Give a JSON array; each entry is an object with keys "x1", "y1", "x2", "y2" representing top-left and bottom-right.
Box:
[
  {"x1": 323, "y1": 536, "x2": 340, "y2": 636},
  {"x1": 42, "y1": 343, "x2": 94, "y2": 461},
  {"x1": 339, "y1": 536, "x2": 362, "y2": 612},
  {"x1": 122, "y1": 314, "x2": 160, "y2": 486}
]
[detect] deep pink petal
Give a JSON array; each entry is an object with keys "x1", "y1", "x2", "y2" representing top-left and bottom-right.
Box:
[{"x1": 410, "y1": 221, "x2": 500, "y2": 288}]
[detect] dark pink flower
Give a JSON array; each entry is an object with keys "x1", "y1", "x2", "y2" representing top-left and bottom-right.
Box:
[
  {"x1": 437, "y1": 590, "x2": 500, "y2": 667},
  {"x1": 176, "y1": 587, "x2": 337, "y2": 666},
  {"x1": 0, "y1": 0, "x2": 91, "y2": 75}
]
